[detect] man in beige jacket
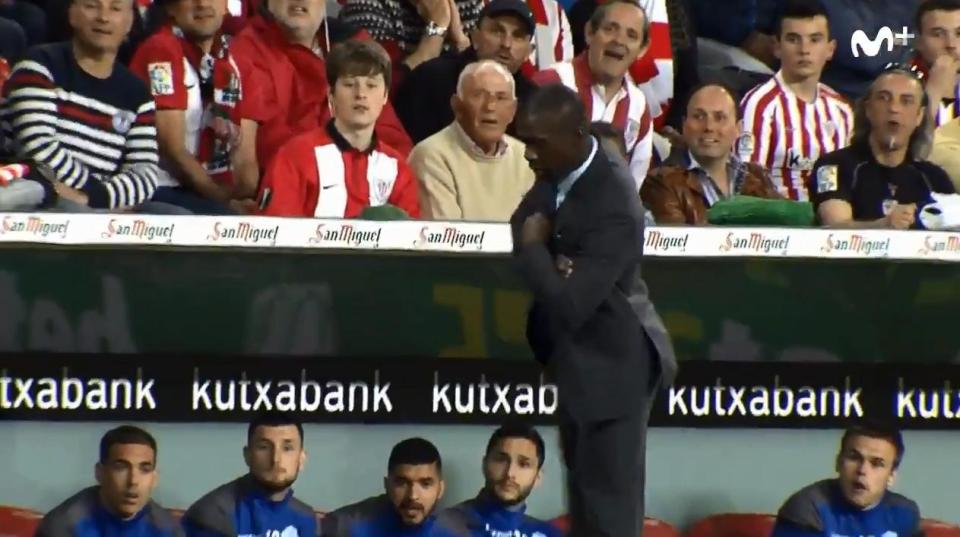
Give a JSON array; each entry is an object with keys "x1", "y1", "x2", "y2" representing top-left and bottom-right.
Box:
[{"x1": 408, "y1": 60, "x2": 535, "y2": 221}]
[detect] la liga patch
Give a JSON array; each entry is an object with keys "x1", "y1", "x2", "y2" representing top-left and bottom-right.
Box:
[
  {"x1": 816, "y1": 165, "x2": 839, "y2": 193},
  {"x1": 147, "y1": 62, "x2": 174, "y2": 96}
]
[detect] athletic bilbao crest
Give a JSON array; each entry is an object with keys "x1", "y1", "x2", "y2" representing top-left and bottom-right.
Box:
[
  {"x1": 112, "y1": 111, "x2": 136, "y2": 134},
  {"x1": 371, "y1": 178, "x2": 392, "y2": 206},
  {"x1": 625, "y1": 118, "x2": 641, "y2": 148}
]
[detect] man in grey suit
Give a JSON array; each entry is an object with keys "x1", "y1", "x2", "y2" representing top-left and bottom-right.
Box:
[{"x1": 510, "y1": 84, "x2": 677, "y2": 537}]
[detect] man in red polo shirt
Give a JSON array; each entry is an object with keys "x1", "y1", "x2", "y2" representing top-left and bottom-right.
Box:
[
  {"x1": 225, "y1": 0, "x2": 412, "y2": 195},
  {"x1": 257, "y1": 40, "x2": 419, "y2": 218},
  {"x1": 130, "y1": 0, "x2": 249, "y2": 214},
  {"x1": 532, "y1": 0, "x2": 653, "y2": 191}
]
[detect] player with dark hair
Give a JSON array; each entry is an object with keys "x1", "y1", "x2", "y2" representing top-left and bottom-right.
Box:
[
  {"x1": 36, "y1": 426, "x2": 181, "y2": 537},
  {"x1": 445, "y1": 423, "x2": 560, "y2": 537},
  {"x1": 183, "y1": 411, "x2": 316, "y2": 537},
  {"x1": 772, "y1": 422, "x2": 922, "y2": 537},
  {"x1": 322, "y1": 437, "x2": 464, "y2": 537}
]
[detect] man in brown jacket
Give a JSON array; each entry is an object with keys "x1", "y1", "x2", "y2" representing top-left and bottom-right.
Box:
[{"x1": 642, "y1": 82, "x2": 781, "y2": 225}]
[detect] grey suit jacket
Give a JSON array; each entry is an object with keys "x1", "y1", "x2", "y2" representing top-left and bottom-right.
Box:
[
  {"x1": 605, "y1": 147, "x2": 678, "y2": 388},
  {"x1": 510, "y1": 140, "x2": 677, "y2": 422}
]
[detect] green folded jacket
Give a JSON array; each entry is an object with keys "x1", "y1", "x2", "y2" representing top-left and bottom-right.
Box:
[
  {"x1": 358, "y1": 204, "x2": 411, "y2": 221},
  {"x1": 707, "y1": 196, "x2": 815, "y2": 227}
]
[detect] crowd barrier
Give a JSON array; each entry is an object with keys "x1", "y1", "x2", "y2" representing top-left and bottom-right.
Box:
[
  {"x1": 1, "y1": 212, "x2": 960, "y2": 261},
  {"x1": 2, "y1": 213, "x2": 959, "y2": 429}
]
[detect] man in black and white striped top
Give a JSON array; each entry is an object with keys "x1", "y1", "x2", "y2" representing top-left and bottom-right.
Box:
[{"x1": 1, "y1": 0, "x2": 160, "y2": 211}]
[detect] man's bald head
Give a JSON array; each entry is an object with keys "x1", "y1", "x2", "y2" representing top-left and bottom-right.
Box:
[
  {"x1": 515, "y1": 83, "x2": 594, "y2": 182},
  {"x1": 522, "y1": 83, "x2": 590, "y2": 137}
]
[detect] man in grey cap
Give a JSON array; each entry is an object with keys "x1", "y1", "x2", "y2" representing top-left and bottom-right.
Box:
[{"x1": 395, "y1": 0, "x2": 536, "y2": 143}]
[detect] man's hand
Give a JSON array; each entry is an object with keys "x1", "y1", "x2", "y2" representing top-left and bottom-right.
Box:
[
  {"x1": 414, "y1": 0, "x2": 451, "y2": 27},
  {"x1": 229, "y1": 198, "x2": 258, "y2": 214},
  {"x1": 555, "y1": 254, "x2": 573, "y2": 278},
  {"x1": 926, "y1": 54, "x2": 960, "y2": 106},
  {"x1": 53, "y1": 182, "x2": 89, "y2": 206},
  {"x1": 446, "y1": 0, "x2": 470, "y2": 50},
  {"x1": 521, "y1": 213, "x2": 552, "y2": 245},
  {"x1": 210, "y1": 114, "x2": 241, "y2": 152},
  {"x1": 885, "y1": 202, "x2": 916, "y2": 230}
]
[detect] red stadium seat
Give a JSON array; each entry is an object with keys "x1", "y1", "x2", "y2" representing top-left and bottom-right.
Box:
[
  {"x1": 922, "y1": 519, "x2": 960, "y2": 537},
  {"x1": 549, "y1": 514, "x2": 681, "y2": 537},
  {"x1": 0, "y1": 506, "x2": 43, "y2": 537},
  {"x1": 686, "y1": 513, "x2": 777, "y2": 537}
]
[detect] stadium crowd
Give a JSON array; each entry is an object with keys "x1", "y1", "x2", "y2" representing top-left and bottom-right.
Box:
[
  {"x1": 0, "y1": 0, "x2": 959, "y2": 229},
  {"x1": 16, "y1": 412, "x2": 926, "y2": 537}
]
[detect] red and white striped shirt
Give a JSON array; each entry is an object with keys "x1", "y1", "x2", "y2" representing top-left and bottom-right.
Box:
[
  {"x1": 533, "y1": 53, "x2": 653, "y2": 190},
  {"x1": 258, "y1": 121, "x2": 420, "y2": 218},
  {"x1": 630, "y1": 0, "x2": 672, "y2": 129},
  {"x1": 740, "y1": 71, "x2": 854, "y2": 201}
]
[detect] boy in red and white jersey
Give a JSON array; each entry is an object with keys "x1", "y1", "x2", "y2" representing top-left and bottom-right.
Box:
[
  {"x1": 740, "y1": 0, "x2": 853, "y2": 201},
  {"x1": 257, "y1": 40, "x2": 419, "y2": 218}
]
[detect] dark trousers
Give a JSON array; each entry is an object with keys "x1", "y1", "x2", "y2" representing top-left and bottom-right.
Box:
[
  {"x1": 559, "y1": 346, "x2": 659, "y2": 537},
  {"x1": 560, "y1": 405, "x2": 652, "y2": 537},
  {"x1": 152, "y1": 186, "x2": 235, "y2": 215}
]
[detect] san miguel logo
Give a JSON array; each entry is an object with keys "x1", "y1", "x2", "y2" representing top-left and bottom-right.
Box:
[
  {"x1": 0, "y1": 215, "x2": 70, "y2": 238},
  {"x1": 414, "y1": 226, "x2": 486, "y2": 251},
  {"x1": 207, "y1": 221, "x2": 280, "y2": 246},
  {"x1": 309, "y1": 223, "x2": 382, "y2": 248},
  {"x1": 820, "y1": 233, "x2": 891, "y2": 256},
  {"x1": 917, "y1": 234, "x2": 960, "y2": 256},
  {"x1": 101, "y1": 219, "x2": 175, "y2": 243},
  {"x1": 645, "y1": 229, "x2": 689, "y2": 253},
  {"x1": 719, "y1": 231, "x2": 791, "y2": 255}
]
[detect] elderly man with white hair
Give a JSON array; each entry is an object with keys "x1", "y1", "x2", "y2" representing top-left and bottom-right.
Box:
[{"x1": 408, "y1": 59, "x2": 535, "y2": 221}]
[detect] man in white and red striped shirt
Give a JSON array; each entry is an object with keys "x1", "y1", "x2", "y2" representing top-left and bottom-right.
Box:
[
  {"x1": 532, "y1": 0, "x2": 652, "y2": 190},
  {"x1": 569, "y1": 0, "x2": 673, "y2": 127},
  {"x1": 740, "y1": 0, "x2": 853, "y2": 201}
]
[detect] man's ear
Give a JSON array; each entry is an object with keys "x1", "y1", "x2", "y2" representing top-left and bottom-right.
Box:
[
  {"x1": 583, "y1": 21, "x2": 594, "y2": 47},
  {"x1": 451, "y1": 94, "x2": 463, "y2": 118},
  {"x1": 887, "y1": 469, "x2": 898, "y2": 489},
  {"x1": 94, "y1": 462, "x2": 103, "y2": 485},
  {"x1": 437, "y1": 478, "x2": 446, "y2": 501},
  {"x1": 826, "y1": 38, "x2": 837, "y2": 62}
]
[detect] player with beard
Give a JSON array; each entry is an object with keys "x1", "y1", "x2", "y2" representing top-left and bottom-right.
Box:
[
  {"x1": 182, "y1": 412, "x2": 316, "y2": 537},
  {"x1": 811, "y1": 66, "x2": 955, "y2": 229},
  {"x1": 444, "y1": 424, "x2": 560, "y2": 537},
  {"x1": 322, "y1": 438, "x2": 465, "y2": 537},
  {"x1": 772, "y1": 422, "x2": 923, "y2": 537}
]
